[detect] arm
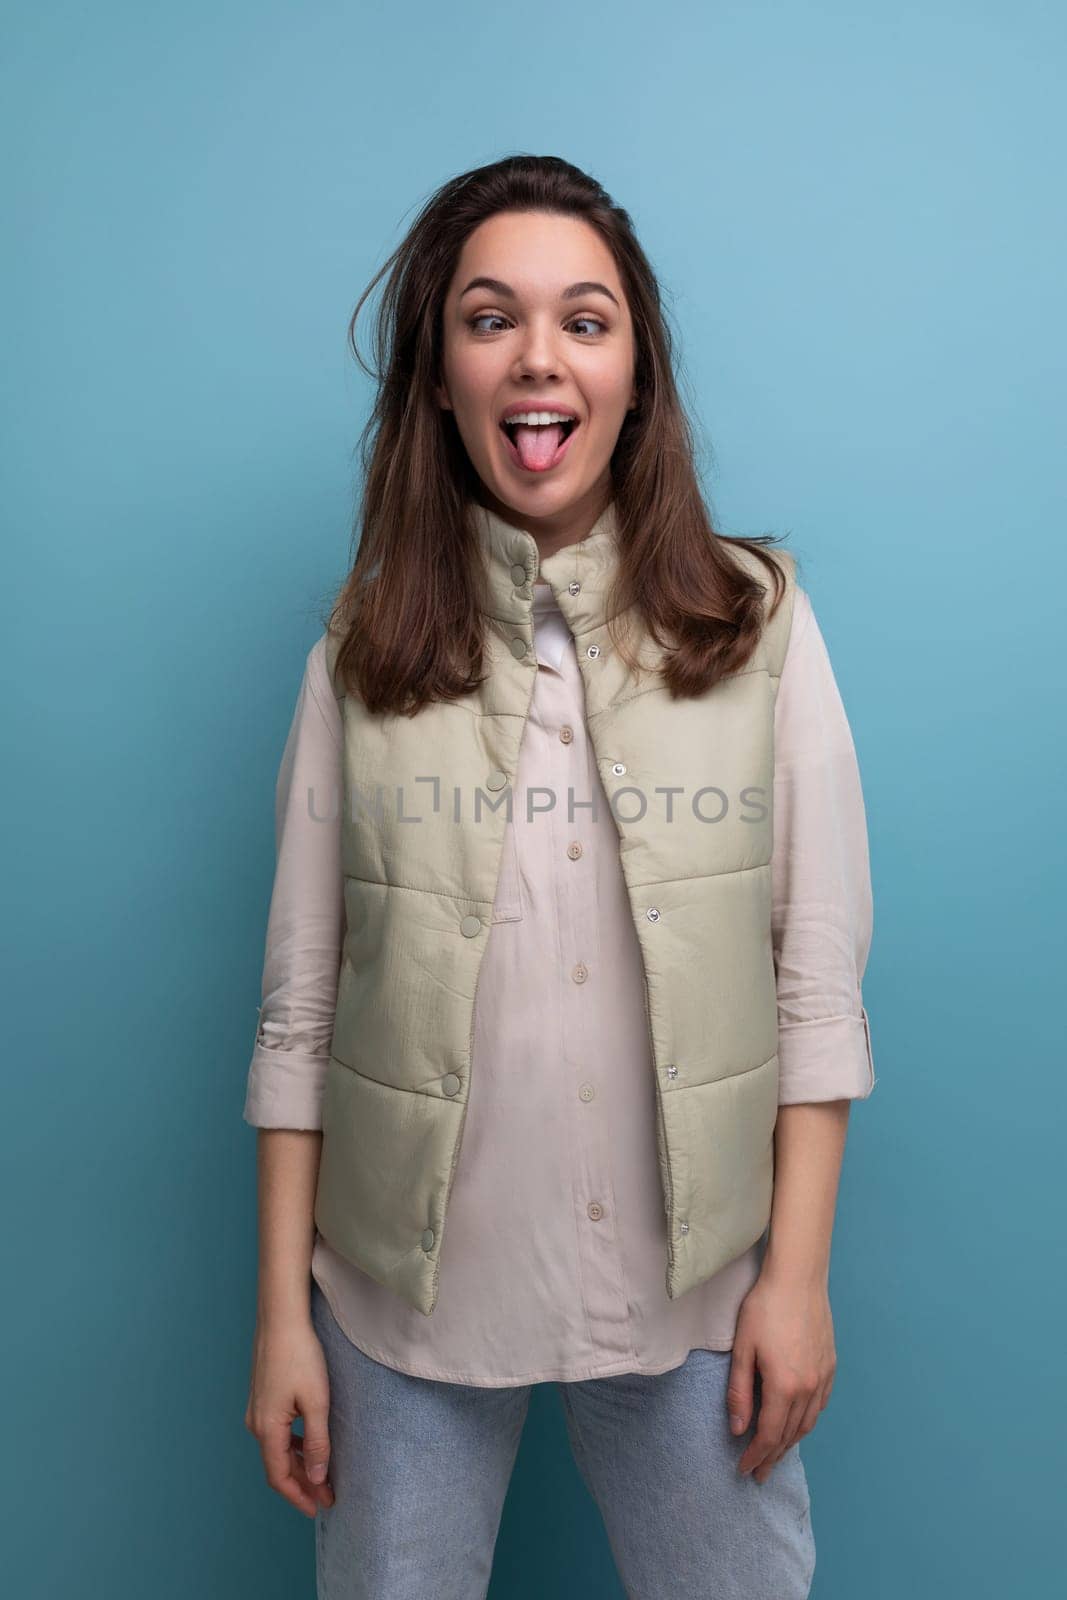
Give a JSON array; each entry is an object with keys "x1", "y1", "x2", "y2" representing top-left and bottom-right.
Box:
[
  {"x1": 254, "y1": 1127, "x2": 323, "y2": 1339},
  {"x1": 763, "y1": 1101, "x2": 850, "y2": 1291},
  {"x1": 730, "y1": 585, "x2": 877, "y2": 1481},
  {"x1": 242, "y1": 637, "x2": 345, "y2": 1518}
]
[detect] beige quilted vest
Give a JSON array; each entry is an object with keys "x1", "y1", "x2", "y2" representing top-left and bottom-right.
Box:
[{"x1": 314, "y1": 500, "x2": 796, "y2": 1316}]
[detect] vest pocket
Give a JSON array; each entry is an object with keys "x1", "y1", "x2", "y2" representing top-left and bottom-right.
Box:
[{"x1": 490, "y1": 820, "x2": 524, "y2": 923}]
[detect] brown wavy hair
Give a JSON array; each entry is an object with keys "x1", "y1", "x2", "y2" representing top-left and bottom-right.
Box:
[{"x1": 327, "y1": 154, "x2": 793, "y2": 716}]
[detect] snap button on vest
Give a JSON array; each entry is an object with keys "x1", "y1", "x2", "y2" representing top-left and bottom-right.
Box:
[
  {"x1": 509, "y1": 636, "x2": 528, "y2": 658},
  {"x1": 646, "y1": 906, "x2": 661, "y2": 922},
  {"x1": 586, "y1": 643, "x2": 601, "y2": 659},
  {"x1": 442, "y1": 1072, "x2": 461, "y2": 1095},
  {"x1": 679, "y1": 1220, "x2": 690, "y2": 1235},
  {"x1": 510, "y1": 563, "x2": 527, "y2": 585},
  {"x1": 666, "y1": 1064, "x2": 678, "y2": 1079},
  {"x1": 460, "y1": 915, "x2": 482, "y2": 937},
  {"x1": 421, "y1": 1228, "x2": 435, "y2": 1251},
  {"x1": 568, "y1": 580, "x2": 581, "y2": 595},
  {"x1": 611, "y1": 761, "x2": 626, "y2": 776},
  {"x1": 486, "y1": 769, "x2": 508, "y2": 790}
]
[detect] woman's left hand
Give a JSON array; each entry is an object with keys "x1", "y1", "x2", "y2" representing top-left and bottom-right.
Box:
[{"x1": 727, "y1": 1269, "x2": 837, "y2": 1483}]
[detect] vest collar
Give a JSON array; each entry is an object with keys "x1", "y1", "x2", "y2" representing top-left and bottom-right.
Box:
[{"x1": 470, "y1": 498, "x2": 625, "y2": 639}]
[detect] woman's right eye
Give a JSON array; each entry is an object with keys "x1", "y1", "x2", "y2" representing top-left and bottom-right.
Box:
[{"x1": 468, "y1": 314, "x2": 509, "y2": 336}]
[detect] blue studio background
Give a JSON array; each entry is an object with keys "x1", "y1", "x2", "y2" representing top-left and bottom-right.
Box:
[{"x1": 4, "y1": 2, "x2": 1064, "y2": 1595}]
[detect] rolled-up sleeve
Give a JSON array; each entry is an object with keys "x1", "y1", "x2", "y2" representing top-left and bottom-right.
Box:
[
  {"x1": 242, "y1": 635, "x2": 344, "y2": 1130},
  {"x1": 772, "y1": 587, "x2": 877, "y2": 1104}
]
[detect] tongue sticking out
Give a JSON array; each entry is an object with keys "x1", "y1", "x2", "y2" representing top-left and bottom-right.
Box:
[{"x1": 512, "y1": 422, "x2": 565, "y2": 470}]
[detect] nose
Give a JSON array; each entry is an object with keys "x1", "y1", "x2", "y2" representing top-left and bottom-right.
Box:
[{"x1": 513, "y1": 315, "x2": 565, "y2": 382}]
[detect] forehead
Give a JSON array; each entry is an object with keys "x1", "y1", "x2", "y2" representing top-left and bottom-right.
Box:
[{"x1": 450, "y1": 211, "x2": 623, "y2": 298}]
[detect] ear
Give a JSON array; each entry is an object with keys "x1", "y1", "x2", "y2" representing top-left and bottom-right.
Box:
[{"x1": 435, "y1": 380, "x2": 453, "y2": 413}]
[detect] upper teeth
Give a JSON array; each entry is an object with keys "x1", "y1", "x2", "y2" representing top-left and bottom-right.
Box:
[{"x1": 504, "y1": 411, "x2": 575, "y2": 426}]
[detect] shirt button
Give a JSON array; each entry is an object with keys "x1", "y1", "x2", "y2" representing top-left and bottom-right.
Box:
[
  {"x1": 510, "y1": 563, "x2": 527, "y2": 585},
  {"x1": 567, "y1": 840, "x2": 582, "y2": 860},
  {"x1": 486, "y1": 769, "x2": 508, "y2": 790},
  {"x1": 421, "y1": 1228, "x2": 435, "y2": 1251},
  {"x1": 579, "y1": 1083, "x2": 595, "y2": 1102},
  {"x1": 509, "y1": 636, "x2": 528, "y2": 658},
  {"x1": 559, "y1": 725, "x2": 574, "y2": 744},
  {"x1": 442, "y1": 1072, "x2": 461, "y2": 1096},
  {"x1": 460, "y1": 915, "x2": 482, "y2": 937},
  {"x1": 572, "y1": 962, "x2": 588, "y2": 984},
  {"x1": 587, "y1": 1201, "x2": 604, "y2": 1221}
]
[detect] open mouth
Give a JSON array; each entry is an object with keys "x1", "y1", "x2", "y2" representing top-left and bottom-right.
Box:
[{"x1": 499, "y1": 416, "x2": 580, "y2": 473}]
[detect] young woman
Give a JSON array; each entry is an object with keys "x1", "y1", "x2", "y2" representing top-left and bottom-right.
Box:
[{"x1": 243, "y1": 155, "x2": 876, "y2": 1599}]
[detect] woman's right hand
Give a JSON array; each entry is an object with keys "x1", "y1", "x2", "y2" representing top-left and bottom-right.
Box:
[{"x1": 245, "y1": 1313, "x2": 337, "y2": 1518}]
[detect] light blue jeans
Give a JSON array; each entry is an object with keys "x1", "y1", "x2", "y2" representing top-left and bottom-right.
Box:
[{"x1": 311, "y1": 1277, "x2": 816, "y2": 1598}]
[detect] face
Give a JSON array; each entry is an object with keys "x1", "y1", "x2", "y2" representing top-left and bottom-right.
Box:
[{"x1": 435, "y1": 210, "x2": 638, "y2": 553}]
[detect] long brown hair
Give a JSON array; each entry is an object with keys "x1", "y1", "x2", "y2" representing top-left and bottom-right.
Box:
[{"x1": 328, "y1": 154, "x2": 792, "y2": 716}]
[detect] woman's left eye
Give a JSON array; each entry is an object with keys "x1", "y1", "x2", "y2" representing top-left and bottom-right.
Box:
[{"x1": 567, "y1": 316, "x2": 606, "y2": 337}]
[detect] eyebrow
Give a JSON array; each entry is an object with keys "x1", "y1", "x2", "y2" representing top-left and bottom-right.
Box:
[{"x1": 458, "y1": 276, "x2": 620, "y2": 310}]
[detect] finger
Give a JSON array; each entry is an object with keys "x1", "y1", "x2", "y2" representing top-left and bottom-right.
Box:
[
  {"x1": 291, "y1": 1425, "x2": 335, "y2": 1508},
  {"x1": 299, "y1": 1400, "x2": 333, "y2": 1489},
  {"x1": 259, "y1": 1420, "x2": 319, "y2": 1518},
  {"x1": 726, "y1": 1343, "x2": 756, "y2": 1436},
  {"x1": 739, "y1": 1387, "x2": 789, "y2": 1477},
  {"x1": 753, "y1": 1394, "x2": 806, "y2": 1482},
  {"x1": 759, "y1": 1377, "x2": 828, "y2": 1480},
  {"x1": 289, "y1": 1431, "x2": 335, "y2": 1511},
  {"x1": 799, "y1": 1388, "x2": 823, "y2": 1442}
]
